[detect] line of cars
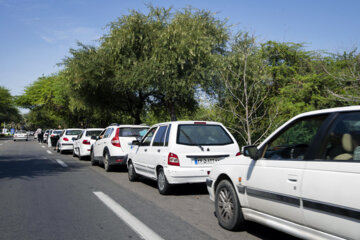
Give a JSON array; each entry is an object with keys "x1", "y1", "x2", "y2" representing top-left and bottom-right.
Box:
[{"x1": 44, "y1": 106, "x2": 360, "y2": 240}]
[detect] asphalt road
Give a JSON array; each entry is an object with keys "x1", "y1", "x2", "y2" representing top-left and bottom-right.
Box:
[{"x1": 0, "y1": 137, "x2": 300, "y2": 240}]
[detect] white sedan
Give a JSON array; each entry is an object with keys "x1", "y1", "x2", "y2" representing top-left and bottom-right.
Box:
[
  {"x1": 73, "y1": 128, "x2": 103, "y2": 160},
  {"x1": 57, "y1": 128, "x2": 83, "y2": 154},
  {"x1": 13, "y1": 130, "x2": 28, "y2": 141},
  {"x1": 207, "y1": 106, "x2": 360, "y2": 240}
]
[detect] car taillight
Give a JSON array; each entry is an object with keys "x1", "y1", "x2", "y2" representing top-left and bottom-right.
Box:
[
  {"x1": 82, "y1": 139, "x2": 91, "y2": 145},
  {"x1": 168, "y1": 152, "x2": 180, "y2": 166},
  {"x1": 236, "y1": 152, "x2": 241, "y2": 156},
  {"x1": 63, "y1": 137, "x2": 69, "y2": 141},
  {"x1": 51, "y1": 135, "x2": 55, "y2": 137},
  {"x1": 111, "y1": 128, "x2": 121, "y2": 147}
]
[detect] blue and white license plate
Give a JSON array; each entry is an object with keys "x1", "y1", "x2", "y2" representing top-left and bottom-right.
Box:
[{"x1": 193, "y1": 158, "x2": 220, "y2": 165}]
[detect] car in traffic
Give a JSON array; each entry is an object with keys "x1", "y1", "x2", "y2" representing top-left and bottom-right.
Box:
[
  {"x1": 56, "y1": 128, "x2": 83, "y2": 154},
  {"x1": 43, "y1": 129, "x2": 51, "y2": 143},
  {"x1": 90, "y1": 124, "x2": 149, "y2": 172},
  {"x1": 13, "y1": 130, "x2": 28, "y2": 141},
  {"x1": 206, "y1": 106, "x2": 360, "y2": 240},
  {"x1": 48, "y1": 129, "x2": 63, "y2": 147},
  {"x1": 73, "y1": 128, "x2": 104, "y2": 159},
  {"x1": 127, "y1": 121, "x2": 240, "y2": 194}
]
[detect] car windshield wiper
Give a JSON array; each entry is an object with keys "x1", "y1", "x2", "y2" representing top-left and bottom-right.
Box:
[{"x1": 180, "y1": 129, "x2": 204, "y2": 151}]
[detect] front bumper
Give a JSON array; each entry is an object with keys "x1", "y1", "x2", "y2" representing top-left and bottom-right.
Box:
[
  {"x1": 206, "y1": 178, "x2": 215, "y2": 201},
  {"x1": 109, "y1": 155, "x2": 127, "y2": 165}
]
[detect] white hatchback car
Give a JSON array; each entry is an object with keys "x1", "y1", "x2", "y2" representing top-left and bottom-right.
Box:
[
  {"x1": 127, "y1": 121, "x2": 240, "y2": 194},
  {"x1": 73, "y1": 128, "x2": 104, "y2": 159},
  {"x1": 91, "y1": 124, "x2": 149, "y2": 172},
  {"x1": 56, "y1": 128, "x2": 83, "y2": 154},
  {"x1": 207, "y1": 106, "x2": 360, "y2": 240}
]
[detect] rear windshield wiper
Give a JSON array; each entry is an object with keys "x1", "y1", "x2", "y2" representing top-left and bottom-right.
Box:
[{"x1": 180, "y1": 129, "x2": 204, "y2": 151}]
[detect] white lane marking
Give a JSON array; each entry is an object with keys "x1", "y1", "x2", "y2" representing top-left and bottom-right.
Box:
[
  {"x1": 46, "y1": 150, "x2": 52, "y2": 154},
  {"x1": 94, "y1": 192, "x2": 164, "y2": 240},
  {"x1": 42, "y1": 145, "x2": 45, "y2": 148},
  {"x1": 55, "y1": 159, "x2": 68, "y2": 167}
]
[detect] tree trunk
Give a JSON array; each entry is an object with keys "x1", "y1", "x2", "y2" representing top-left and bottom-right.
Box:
[{"x1": 168, "y1": 103, "x2": 177, "y2": 121}]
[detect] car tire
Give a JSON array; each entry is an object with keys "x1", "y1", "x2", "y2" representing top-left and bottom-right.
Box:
[
  {"x1": 90, "y1": 150, "x2": 97, "y2": 166},
  {"x1": 104, "y1": 152, "x2": 112, "y2": 172},
  {"x1": 157, "y1": 168, "x2": 171, "y2": 195},
  {"x1": 128, "y1": 161, "x2": 138, "y2": 182},
  {"x1": 215, "y1": 179, "x2": 245, "y2": 230}
]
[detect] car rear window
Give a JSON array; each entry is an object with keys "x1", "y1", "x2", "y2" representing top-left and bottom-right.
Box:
[
  {"x1": 119, "y1": 128, "x2": 149, "y2": 137},
  {"x1": 177, "y1": 124, "x2": 234, "y2": 146},
  {"x1": 53, "y1": 130, "x2": 63, "y2": 134},
  {"x1": 17, "y1": 130, "x2": 27, "y2": 134},
  {"x1": 66, "y1": 130, "x2": 82, "y2": 136},
  {"x1": 86, "y1": 130, "x2": 103, "y2": 137}
]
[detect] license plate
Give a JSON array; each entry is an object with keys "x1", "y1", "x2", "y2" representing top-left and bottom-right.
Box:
[{"x1": 193, "y1": 158, "x2": 220, "y2": 165}]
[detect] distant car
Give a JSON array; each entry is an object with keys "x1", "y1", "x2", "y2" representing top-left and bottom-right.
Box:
[
  {"x1": 56, "y1": 128, "x2": 83, "y2": 154},
  {"x1": 207, "y1": 106, "x2": 360, "y2": 240},
  {"x1": 73, "y1": 128, "x2": 104, "y2": 160},
  {"x1": 13, "y1": 130, "x2": 28, "y2": 141},
  {"x1": 48, "y1": 129, "x2": 63, "y2": 147},
  {"x1": 91, "y1": 124, "x2": 149, "y2": 172},
  {"x1": 127, "y1": 121, "x2": 240, "y2": 194}
]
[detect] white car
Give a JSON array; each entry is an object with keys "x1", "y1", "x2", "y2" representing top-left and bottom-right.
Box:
[
  {"x1": 13, "y1": 130, "x2": 28, "y2": 141},
  {"x1": 127, "y1": 121, "x2": 240, "y2": 195},
  {"x1": 91, "y1": 124, "x2": 149, "y2": 172},
  {"x1": 57, "y1": 128, "x2": 83, "y2": 154},
  {"x1": 43, "y1": 129, "x2": 51, "y2": 143},
  {"x1": 73, "y1": 128, "x2": 104, "y2": 160},
  {"x1": 48, "y1": 129, "x2": 63, "y2": 147},
  {"x1": 207, "y1": 106, "x2": 360, "y2": 240}
]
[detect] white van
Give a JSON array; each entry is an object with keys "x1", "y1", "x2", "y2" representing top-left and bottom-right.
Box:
[{"x1": 127, "y1": 121, "x2": 240, "y2": 194}]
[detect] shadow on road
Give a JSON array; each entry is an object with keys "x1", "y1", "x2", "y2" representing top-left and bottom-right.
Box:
[
  {"x1": 0, "y1": 155, "x2": 84, "y2": 180},
  {"x1": 137, "y1": 177, "x2": 209, "y2": 196}
]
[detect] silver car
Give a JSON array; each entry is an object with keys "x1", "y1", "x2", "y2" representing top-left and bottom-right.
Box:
[{"x1": 13, "y1": 130, "x2": 28, "y2": 141}]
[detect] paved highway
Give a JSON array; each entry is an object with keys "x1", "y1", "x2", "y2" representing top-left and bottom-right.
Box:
[{"x1": 0, "y1": 137, "x2": 299, "y2": 240}]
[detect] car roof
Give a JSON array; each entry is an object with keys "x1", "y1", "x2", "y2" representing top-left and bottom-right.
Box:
[
  {"x1": 84, "y1": 128, "x2": 104, "y2": 131},
  {"x1": 108, "y1": 125, "x2": 149, "y2": 128},
  {"x1": 258, "y1": 105, "x2": 360, "y2": 148},
  {"x1": 150, "y1": 121, "x2": 224, "y2": 127}
]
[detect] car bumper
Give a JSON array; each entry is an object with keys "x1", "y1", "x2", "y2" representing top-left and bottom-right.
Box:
[
  {"x1": 14, "y1": 136, "x2": 28, "y2": 140},
  {"x1": 60, "y1": 144, "x2": 74, "y2": 151},
  {"x1": 164, "y1": 166, "x2": 211, "y2": 184},
  {"x1": 79, "y1": 145, "x2": 92, "y2": 156},
  {"x1": 206, "y1": 178, "x2": 215, "y2": 201},
  {"x1": 109, "y1": 155, "x2": 127, "y2": 165}
]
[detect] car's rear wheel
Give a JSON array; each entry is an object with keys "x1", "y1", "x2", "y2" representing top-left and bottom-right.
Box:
[
  {"x1": 157, "y1": 168, "x2": 171, "y2": 195},
  {"x1": 215, "y1": 179, "x2": 244, "y2": 230},
  {"x1": 104, "y1": 152, "x2": 112, "y2": 172},
  {"x1": 128, "y1": 161, "x2": 138, "y2": 181},
  {"x1": 90, "y1": 150, "x2": 97, "y2": 166}
]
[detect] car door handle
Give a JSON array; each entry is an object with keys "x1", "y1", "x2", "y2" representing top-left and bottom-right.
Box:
[
  {"x1": 288, "y1": 175, "x2": 298, "y2": 182},
  {"x1": 157, "y1": 149, "x2": 160, "y2": 153},
  {"x1": 144, "y1": 149, "x2": 147, "y2": 152}
]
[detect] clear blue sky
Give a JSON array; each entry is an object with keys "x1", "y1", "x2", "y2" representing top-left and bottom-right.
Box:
[{"x1": 1, "y1": 0, "x2": 359, "y2": 97}]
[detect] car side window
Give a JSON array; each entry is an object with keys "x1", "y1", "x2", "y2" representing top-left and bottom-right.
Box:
[
  {"x1": 264, "y1": 115, "x2": 328, "y2": 160},
  {"x1": 104, "y1": 128, "x2": 113, "y2": 139},
  {"x1": 164, "y1": 124, "x2": 171, "y2": 147},
  {"x1": 152, "y1": 126, "x2": 168, "y2": 147},
  {"x1": 141, "y1": 127, "x2": 158, "y2": 147},
  {"x1": 320, "y1": 112, "x2": 360, "y2": 161}
]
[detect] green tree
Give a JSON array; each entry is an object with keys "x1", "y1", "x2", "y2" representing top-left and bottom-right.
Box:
[{"x1": 0, "y1": 86, "x2": 21, "y2": 123}]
